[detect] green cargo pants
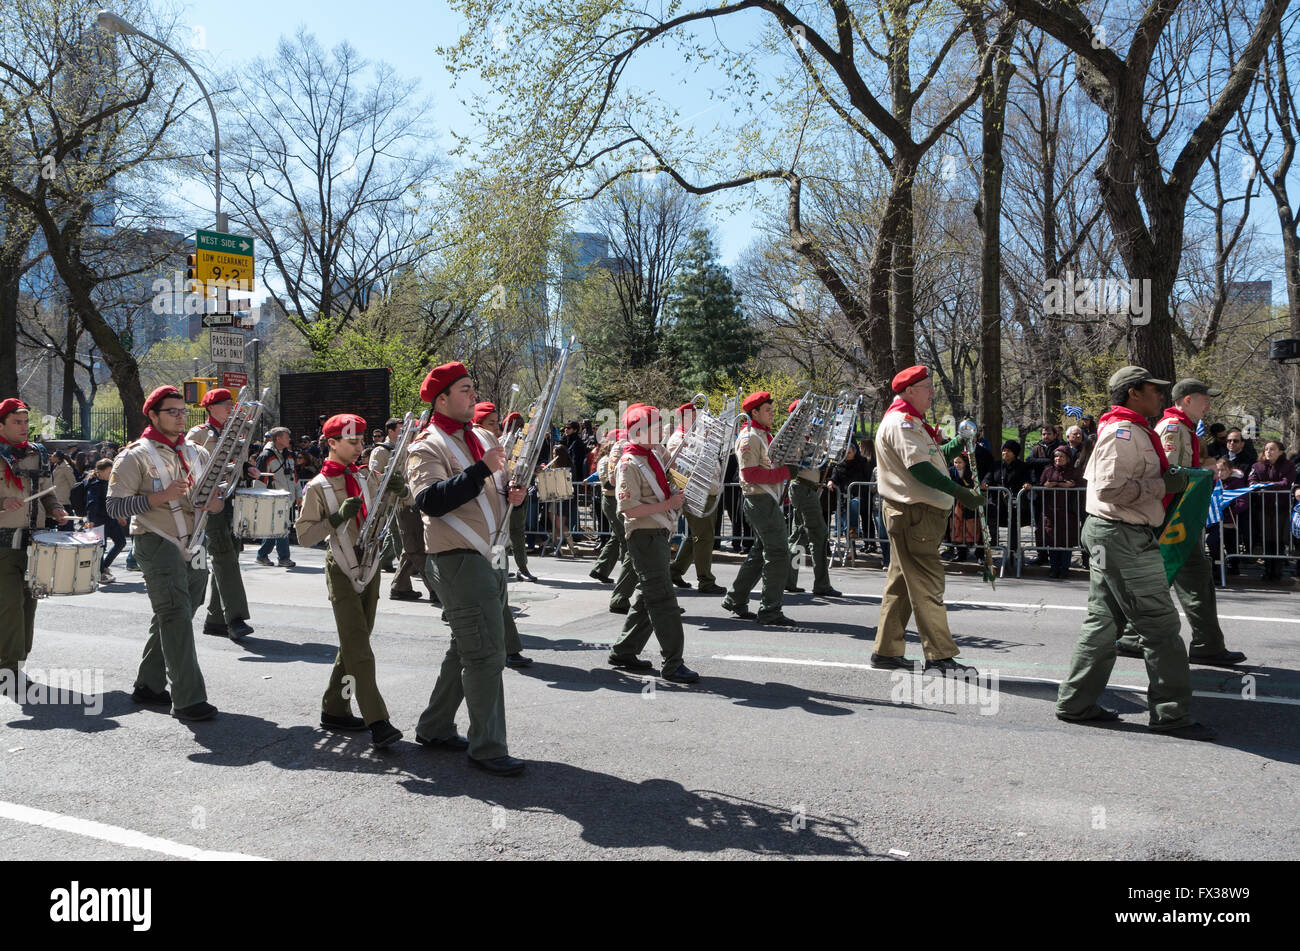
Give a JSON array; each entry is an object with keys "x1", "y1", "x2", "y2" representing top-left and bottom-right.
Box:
[
  {"x1": 1057, "y1": 518, "x2": 1194, "y2": 729},
  {"x1": 723, "y1": 493, "x2": 790, "y2": 622},
  {"x1": 418, "y1": 550, "x2": 510, "y2": 760},
  {"x1": 670, "y1": 494, "x2": 718, "y2": 586},
  {"x1": 133, "y1": 532, "x2": 209, "y2": 709},
  {"x1": 611, "y1": 529, "x2": 686, "y2": 674},
  {"x1": 321, "y1": 552, "x2": 389, "y2": 724},
  {"x1": 609, "y1": 543, "x2": 638, "y2": 612},
  {"x1": 787, "y1": 479, "x2": 831, "y2": 592},
  {"x1": 0, "y1": 548, "x2": 36, "y2": 672},
  {"x1": 592, "y1": 494, "x2": 624, "y2": 579},
  {"x1": 1116, "y1": 529, "x2": 1227, "y2": 658},
  {"x1": 203, "y1": 504, "x2": 250, "y2": 627},
  {"x1": 509, "y1": 503, "x2": 529, "y2": 573}
]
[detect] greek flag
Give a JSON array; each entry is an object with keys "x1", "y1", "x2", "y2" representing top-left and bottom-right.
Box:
[
  {"x1": 1195, "y1": 419, "x2": 1205, "y2": 436},
  {"x1": 1206, "y1": 482, "x2": 1268, "y2": 526},
  {"x1": 1063, "y1": 405, "x2": 1084, "y2": 419}
]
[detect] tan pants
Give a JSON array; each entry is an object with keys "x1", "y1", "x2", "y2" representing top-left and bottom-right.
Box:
[{"x1": 873, "y1": 498, "x2": 960, "y2": 661}]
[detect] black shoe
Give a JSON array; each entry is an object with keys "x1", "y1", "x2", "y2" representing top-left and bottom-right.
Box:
[
  {"x1": 506, "y1": 652, "x2": 534, "y2": 668},
  {"x1": 869, "y1": 652, "x2": 916, "y2": 670},
  {"x1": 518, "y1": 569, "x2": 538, "y2": 582},
  {"x1": 380, "y1": 563, "x2": 397, "y2": 573},
  {"x1": 368, "y1": 720, "x2": 403, "y2": 749},
  {"x1": 1152, "y1": 721, "x2": 1217, "y2": 742},
  {"x1": 609, "y1": 654, "x2": 653, "y2": 671},
  {"x1": 202, "y1": 621, "x2": 228, "y2": 638},
  {"x1": 320, "y1": 712, "x2": 366, "y2": 731},
  {"x1": 389, "y1": 589, "x2": 421, "y2": 601},
  {"x1": 785, "y1": 585, "x2": 806, "y2": 593},
  {"x1": 696, "y1": 583, "x2": 726, "y2": 594},
  {"x1": 609, "y1": 603, "x2": 629, "y2": 615},
  {"x1": 278, "y1": 559, "x2": 296, "y2": 568},
  {"x1": 924, "y1": 657, "x2": 978, "y2": 677},
  {"x1": 721, "y1": 599, "x2": 755, "y2": 620},
  {"x1": 1056, "y1": 705, "x2": 1120, "y2": 724},
  {"x1": 227, "y1": 619, "x2": 254, "y2": 640},
  {"x1": 255, "y1": 556, "x2": 273, "y2": 566},
  {"x1": 662, "y1": 664, "x2": 700, "y2": 684},
  {"x1": 1190, "y1": 649, "x2": 1247, "y2": 667},
  {"x1": 171, "y1": 701, "x2": 218, "y2": 721},
  {"x1": 758, "y1": 613, "x2": 799, "y2": 626},
  {"x1": 679, "y1": 606, "x2": 685, "y2": 615},
  {"x1": 468, "y1": 754, "x2": 526, "y2": 776},
  {"x1": 589, "y1": 570, "x2": 612, "y2": 583},
  {"x1": 131, "y1": 685, "x2": 171, "y2": 705},
  {"x1": 1115, "y1": 642, "x2": 1143, "y2": 658},
  {"x1": 672, "y1": 576, "x2": 691, "y2": 589},
  {"x1": 416, "y1": 733, "x2": 470, "y2": 751},
  {"x1": 812, "y1": 587, "x2": 843, "y2": 597}
]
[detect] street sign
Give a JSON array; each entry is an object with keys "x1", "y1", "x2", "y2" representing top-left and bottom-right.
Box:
[
  {"x1": 222, "y1": 371, "x2": 249, "y2": 389},
  {"x1": 194, "y1": 229, "x2": 255, "y2": 291},
  {"x1": 201, "y1": 314, "x2": 233, "y2": 328},
  {"x1": 210, "y1": 330, "x2": 246, "y2": 364}
]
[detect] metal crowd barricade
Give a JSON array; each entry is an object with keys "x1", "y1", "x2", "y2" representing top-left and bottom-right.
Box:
[
  {"x1": 831, "y1": 481, "x2": 886, "y2": 567},
  {"x1": 1014, "y1": 486, "x2": 1087, "y2": 577},
  {"x1": 1218, "y1": 485, "x2": 1297, "y2": 584}
]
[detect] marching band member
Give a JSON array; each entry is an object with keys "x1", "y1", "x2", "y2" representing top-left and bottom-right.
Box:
[
  {"x1": 186, "y1": 388, "x2": 257, "y2": 641},
  {"x1": 377, "y1": 417, "x2": 437, "y2": 605},
  {"x1": 608, "y1": 409, "x2": 643, "y2": 614},
  {"x1": 590, "y1": 429, "x2": 624, "y2": 584},
  {"x1": 107, "y1": 386, "x2": 220, "y2": 720},
  {"x1": 369, "y1": 418, "x2": 403, "y2": 575},
  {"x1": 607, "y1": 405, "x2": 698, "y2": 682},
  {"x1": 502, "y1": 412, "x2": 536, "y2": 582},
  {"x1": 476, "y1": 400, "x2": 532, "y2": 668},
  {"x1": 784, "y1": 399, "x2": 841, "y2": 598},
  {"x1": 295, "y1": 413, "x2": 407, "y2": 749},
  {"x1": 722, "y1": 392, "x2": 798, "y2": 625},
  {"x1": 408, "y1": 362, "x2": 527, "y2": 776},
  {"x1": 668, "y1": 403, "x2": 726, "y2": 595},
  {"x1": 0, "y1": 399, "x2": 70, "y2": 682}
]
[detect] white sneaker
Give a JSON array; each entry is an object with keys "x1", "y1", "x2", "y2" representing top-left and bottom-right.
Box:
[{"x1": 99, "y1": 571, "x2": 116, "y2": 584}]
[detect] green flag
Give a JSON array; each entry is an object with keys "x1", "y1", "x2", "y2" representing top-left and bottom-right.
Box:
[{"x1": 1159, "y1": 469, "x2": 1213, "y2": 584}]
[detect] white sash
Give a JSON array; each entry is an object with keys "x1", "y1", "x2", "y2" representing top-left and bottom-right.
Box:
[
  {"x1": 739, "y1": 427, "x2": 783, "y2": 503},
  {"x1": 312, "y1": 472, "x2": 373, "y2": 580},
  {"x1": 422, "y1": 426, "x2": 500, "y2": 560},
  {"x1": 139, "y1": 439, "x2": 205, "y2": 564}
]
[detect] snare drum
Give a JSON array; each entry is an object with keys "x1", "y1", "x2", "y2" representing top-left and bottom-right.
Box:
[
  {"x1": 535, "y1": 468, "x2": 573, "y2": 503},
  {"x1": 25, "y1": 530, "x2": 102, "y2": 598},
  {"x1": 232, "y1": 487, "x2": 293, "y2": 540}
]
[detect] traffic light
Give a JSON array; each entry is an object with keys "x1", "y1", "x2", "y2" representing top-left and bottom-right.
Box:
[
  {"x1": 182, "y1": 377, "x2": 218, "y2": 404},
  {"x1": 186, "y1": 253, "x2": 201, "y2": 295}
]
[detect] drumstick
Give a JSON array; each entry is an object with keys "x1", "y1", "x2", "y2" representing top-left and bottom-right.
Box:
[{"x1": 17, "y1": 486, "x2": 55, "y2": 505}]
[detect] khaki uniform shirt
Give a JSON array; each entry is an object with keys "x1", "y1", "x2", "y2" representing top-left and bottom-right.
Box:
[
  {"x1": 185, "y1": 421, "x2": 221, "y2": 453},
  {"x1": 1154, "y1": 415, "x2": 1198, "y2": 469},
  {"x1": 795, "y1": 465, "x2": 821, "y2": 485},
  {"x1": 0, "y1": 445, "x2": 60, "y2": 540},
  {"x1": 874, "y1": 409, "x2": 953, "y2": 511},
  {"x1": 736, "y1": 424, "x2": 784, "y2": 498},
  {"x1": 295, "y1": 464, "x2": 384, "y2": 550},
  {"x1": 52, "y1": 462, "x2": 76, "y2": 506},
  {"x1": 617, "y1": 446, "x2": 675, "y2": 534},
  {"x1": 108, "y1": 437, "x2": 209, "y2": 539},
  {"x1": 407, "y1": 424, "x2": 506, "y2": 555},
  {"x1": 596, "y1": 452, "x2": 617, "y2": 497},
  {"x1": 1084, "y1": 418, "x2": 1167, "y2": 526}
]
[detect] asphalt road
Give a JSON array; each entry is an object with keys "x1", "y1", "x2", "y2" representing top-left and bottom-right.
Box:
[{"x1": 2, "y1": 542, "x2": 1297, "y2": 861}]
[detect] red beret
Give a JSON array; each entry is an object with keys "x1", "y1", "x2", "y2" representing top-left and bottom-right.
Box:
[
  {"x1": 676, "y1": 402, "x2": 696, "y2": 416},
  {"x1": 0, "y1": 398, "x2": 28, "y2": 422},
  {"x1": 419, "y1": 362, "x2": 470, "y2": 402},
  {"x1": 143, "y1": 385, "x2": 183, "y2": 416},
  {"x1": 472, "y1": 401, "x2": 497, "y2": 424},
  {"x1": 200, "y1": 387, "x2": 234, "y2": 407},
  {"x1": 742, "y1": 391, "x2": 772, "y2": 414},
  {"x1": 788, "y1": 399, "x2": 800, "y2": 414},
  {"x1": 321, "y1": 414, "x2": 366, "y2": 439},
  {"x1": 503, "y1": 411, "x2": 523, "y2": 426},
  {"x1": 891, "y1": 365, "x2": 930, "y2": 393},
  {"x1": 622, "y1": 405, "x2": 660, "y2": 439}
]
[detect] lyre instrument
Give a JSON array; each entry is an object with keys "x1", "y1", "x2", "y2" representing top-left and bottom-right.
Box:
[
  {"x1": 349, "y1": 410, "x2": 427, "y2": 593},
  {"x1": 670, "y1": 392, "x2": 740, "y2": 518},
  {"x1": 187, "y1": 386, "x2": 268, "y2": 560}
]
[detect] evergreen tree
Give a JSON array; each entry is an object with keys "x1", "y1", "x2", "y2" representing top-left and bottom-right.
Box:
[{"x1": 665, "y1": 230, "x2": 756, "y2": 394}]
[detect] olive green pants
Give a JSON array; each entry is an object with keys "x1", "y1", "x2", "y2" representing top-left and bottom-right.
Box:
[
  {"x1": 787, "y1": 480, "x2": 831, "y2": 592},
  {"x1": 1116, "y1": 531, "x2": 1227, "y2": 658},
  {"x1": 670, "y1": 493, "x2": 718, "y2": 586},
  {"x1": 204, "y1": 504, "x2": 250, "y2": 626},
  {"x1": 321, "y1": 553, "x2": 389, "y2": 724},
  {"x1": 509, "y1": 504, "x2": 528, "y2": 573},
  {"x1": 418, "y1": 551, "x2": 510, "y2": 760},
  {"x1": 611, "y1": 529, "x2": 685, "y2": 674},
  {"x1": 391, "y1": 504, "x2": 433, "y2": 598},
  {"x1": 0, "y1": 548, "x2": 36, "y2": 671},
  {"x1": 133, "y1": 532, "x2": 209, "y2": 709},
  {"x1": 723, "y1": 493, "x2": 790, "y2": 622},
  {"x1": 1057, "y1": 518, "x2": 1193, "y2": 729},
  {"x1": 874, "y1": 499, "x2": 960, "y2": 661},
  {"x1": 610, "y1": 543, "x2": 639, "y2": 612},
  {"x1": 592, "y1": 494, "x2": 624, "y2": 578}
]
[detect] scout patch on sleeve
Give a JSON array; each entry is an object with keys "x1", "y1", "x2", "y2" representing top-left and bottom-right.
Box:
[
  {"x1": 899, "y1": 418, "x2": 913, "y2": 429},
  {"x1": 1115, "y1": 426, "x2": 1131, "y2": 440}
]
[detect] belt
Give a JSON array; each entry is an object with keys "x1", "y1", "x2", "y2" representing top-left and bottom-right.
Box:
[
  {"x1": 1091, "y1": 516, "x2": 1159, "y2": 532},
  {"x1": 432, "y1": 548, "x2": 480, "y2": 558},
  {"x1": 0, "y1": 527, "x2": 31, "y2": 548}
]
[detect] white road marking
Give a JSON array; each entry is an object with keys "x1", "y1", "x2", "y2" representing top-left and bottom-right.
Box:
[
  {"x1": 0, "y1": 801, "x2": 266, "y2": 860},
  {"x1": 841, "y1": 592, "x2": 1300, "y2": 625},
  {"x1": 710, "y1": 654, "x2": 1300, "y2": 706}
]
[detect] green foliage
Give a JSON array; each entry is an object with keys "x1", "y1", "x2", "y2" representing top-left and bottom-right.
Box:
[
  {"x1": 664, "y1": 230, "x2": 757, "y2": 393},
  {"x1": 309, "y1": 324, "x2": 431, "y2": 414}
]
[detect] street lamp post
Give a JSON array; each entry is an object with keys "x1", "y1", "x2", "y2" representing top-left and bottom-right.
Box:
[
  {"x1": 95, "y1": 10, "x2": 227, "y2": 232},
  {"x1": 250, "y1": 338, "x2": 260, "y2": 396}
]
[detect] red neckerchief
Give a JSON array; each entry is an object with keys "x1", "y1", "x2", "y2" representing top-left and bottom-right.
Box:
[
  {"x1": 623, "y1": 443, "x2": 670, "y2": 497},
  {"x1": 1160, "y1": 407, "x2": 1199, "y2": 467},
  {"x1": 320, "y1": 459, "x2": 368, "y2": 526},
  {"x1": 0, "y1": 435, "x2": 30, "y2": 489},
  {"x1": 1098, "y1": 406, "x2": 1169, "y2": 472},
  {"x1": 432, "y1": 412, "x2": 484, "y2": 462},
  {"x1": 886, "y1": 396, "x2": 942, "y2": 445},
  {"x1": 141, "y1": 425, "x2": 192, "y2": 482},
  {"x1": 206, "y1": 416, "x2": 223, "y2": 432},
  {"x1": 749, "y1": 421, "x2": 773, "y2": 445}
]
